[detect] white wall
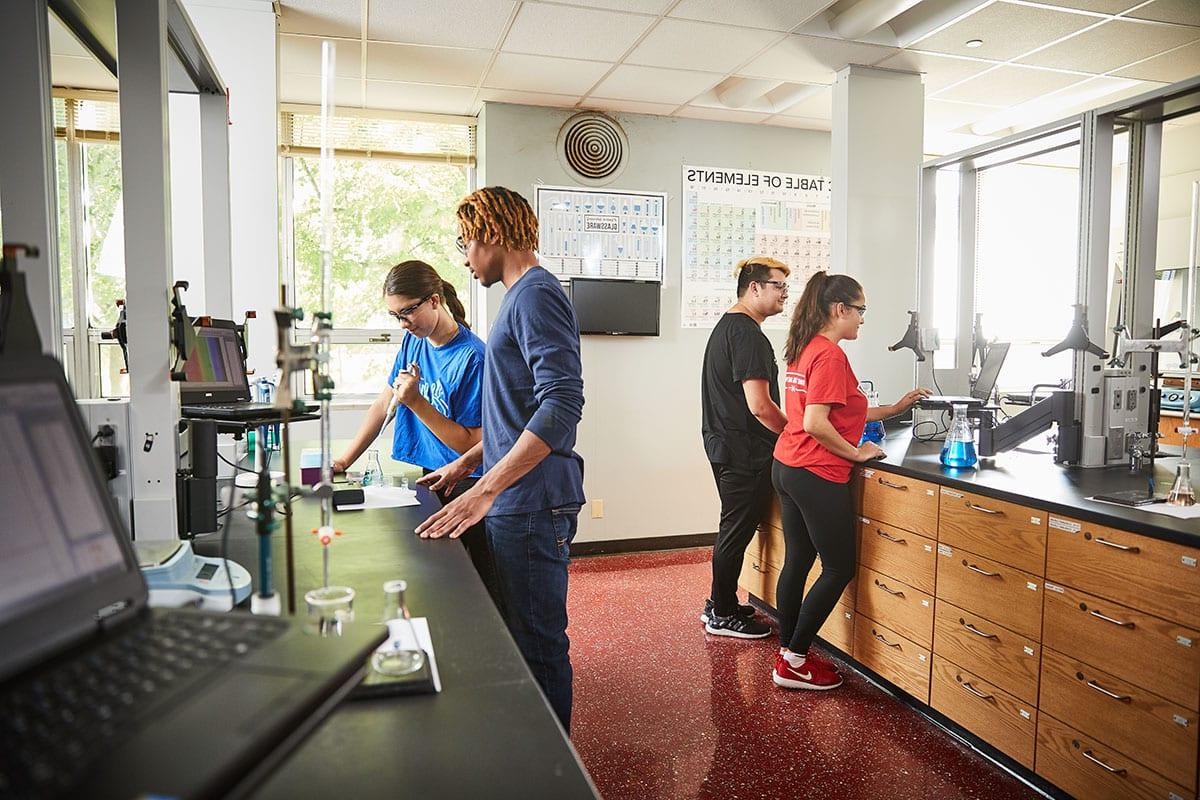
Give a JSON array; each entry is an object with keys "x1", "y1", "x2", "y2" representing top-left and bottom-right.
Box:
[
  {"x1": 478, "y1": 103, "x2": 830, "y2": 543},
  {"x1": 168, "y1": 93, "x2": 205, "y2": 308}
]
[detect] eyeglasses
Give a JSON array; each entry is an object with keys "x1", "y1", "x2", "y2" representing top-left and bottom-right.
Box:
[
  {"x1": 389, "y1": 295, "x2": 432, "y2": 322},
  {"x1": 844, "y1": 303, "x2": 867, "y2": 317},
  {"x1": 455, "y1": 235, "x2": 467, "y2": 255},
  {"x1": 757, "y1": 279, "x2": 789, "y2": 294}
]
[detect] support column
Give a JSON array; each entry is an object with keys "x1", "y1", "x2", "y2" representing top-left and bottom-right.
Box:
[
  {"x1": 832, "y1": 65, "x2": 924, "y2": 401},
  {"x1": 199, "y1": 90, "x2": 233, "y2": 319}
]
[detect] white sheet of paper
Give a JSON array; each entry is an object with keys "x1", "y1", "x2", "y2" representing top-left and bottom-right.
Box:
[
  {"x1": 375, "y1": 617, "x2": 441, "y2": 692},
  {"x1": 1089, "y1": 496, "x2": 1200, "y2": 519},
  {"x1": 336, "y1": 485, "x2": 420, "y2": 511}
]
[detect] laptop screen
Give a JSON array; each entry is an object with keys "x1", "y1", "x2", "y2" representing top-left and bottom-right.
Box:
[
  {"x1": 971, "y1": 342, "x2": 1010, "y2": 401},
  {"x1": 0, "y1": 380, "x2": 127, "y2": 628},
  {"x1": 182, "y1": 324, "x2": 250, "y2": 402}
]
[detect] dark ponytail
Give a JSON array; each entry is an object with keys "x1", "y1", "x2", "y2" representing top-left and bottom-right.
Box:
[
  {"x1": 382, "y1": 260, "x2": 470, "y2": 329},
  {"x1": 783, "y1": 272, "x2": 863, "y2": 364}
]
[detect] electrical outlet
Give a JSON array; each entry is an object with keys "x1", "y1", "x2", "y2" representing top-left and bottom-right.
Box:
[{"x1": 591, "y1": 499, "x2": 604, "y2": 519}]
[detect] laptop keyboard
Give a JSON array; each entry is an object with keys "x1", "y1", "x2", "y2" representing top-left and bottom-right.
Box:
[{"x1": 0, "y1": 610, "x2": 290, "y2": 799}]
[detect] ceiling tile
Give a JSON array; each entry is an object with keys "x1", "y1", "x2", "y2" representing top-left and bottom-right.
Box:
[
  {"x1": 763, "y1": 114, "x2": 831, "y2": 131},
  {"x1": 502, "y1": 4, "x2": 655, "y2": 60},
  {"x1": 280, "y1": 35, "x2": 362, "y2": 79},
  {"x1": 279, "y1": 0, "x2": 361, "y2": 38},
  {"x1": 778, "y1": 86, "x2": 833, "y2": 118},
  {"x1": 589, "y1": 64, "x2": 722, "y2": 104},
  {"x1": 484, "y1": 53, "x2": 614, "y2": 95},
  {"x1": 540, "y1": 0, "x2": 671, "y2": 12},
  {"x1": 364, "y1": 81, "x2": 476, "y2": 114},
  {"x1": 368, "y1": 0, "x2": 516, "y2": 49},
  {"x1": 51, "y1": 55, "x2": 118, "y2": 90},
  {"x1": 1124, "y1": 0, "x2": 1200, "y2": 26},
  {"x1": 582, "y1": 97, "x2": 681, "y2": 115},
  {"x1": 874, "y1": 50, "x2": 996, "y2": 93},
  {"x1": 625, "y1": 18, "x2": 782, "y2": 72},
  {"x1": 925, "y1": 98, "x2": 1003, "y2": 132},
  {"x1": 688, "y1": 87, "x2": 776, "y2": 113},
  {"x1": 925, "y1": 130, "x2": 997, "y2": 156},
  {"x1": 1112, "y1": 39, "x2": 1200, "y2": 82},
  {"x1": 912, "y1": 2, "x2": 1097, "y2": 61},
  {"x1": 1029, "y1": 0, "x2": 1142, "y2": 12},
  {"x1": 1018, "y1": 18, "x2": 1200, "y2": 73},
  {"x1": 668, "y1": 0, "x2": 836, "y2": 31},
  {"x1": 740, "y1": 34, "x2": 896, "y2": 83},
  {"x1": 477, "y1": 88, "x2": 581, "y2": 109},
  {"x1": 676, "y1": 105, "x2": 772, "y2": 123},
  {"x1": 934, "y1": 64, "x2": 1087, "y2": 106},
  {"x1": 280, "y1": 73, "x2": 364, "y2": 107},
  {"x1": 367, "y1": 43, "x2": 491, "y2": 86}
]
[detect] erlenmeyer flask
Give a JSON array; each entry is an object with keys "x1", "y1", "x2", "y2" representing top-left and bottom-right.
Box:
[
  {"x1": 941, "y1": 403, "x2": 977, "y2": 468},
  {"x1": 372, "y1": 580, "x2": 425, "y2": 676},
  {"x1": 1166, "y1": 462, "x2": 1196, "y2": 507}
]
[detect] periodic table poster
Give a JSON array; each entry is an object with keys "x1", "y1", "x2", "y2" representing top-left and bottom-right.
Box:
[
  {"x1": 535, "y1": 185, "x2": 667, "y2": 282},
  {"x1": 681, "y1": 165, "x2": 832, "y2": 330}
]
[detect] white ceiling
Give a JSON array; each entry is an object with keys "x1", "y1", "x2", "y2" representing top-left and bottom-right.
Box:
[{"x1": 48, "y1": 0, "x2": 1200, "y2": 154}]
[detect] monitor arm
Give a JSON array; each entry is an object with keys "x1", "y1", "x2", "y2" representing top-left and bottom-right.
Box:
[{"x1": 975, "y1": 390, "x2": 1080, "y2": 464}]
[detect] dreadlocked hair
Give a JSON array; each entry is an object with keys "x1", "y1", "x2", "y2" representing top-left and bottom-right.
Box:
[
  {"x1": 456, "y1": 186, "x2": 539, "y2": 252},
  {"x1": 383, "y1": 260, "x2": 469, "y2": 329},
  {"x1": 783, "y1": 271, "x2": 863, "y2": 364}
]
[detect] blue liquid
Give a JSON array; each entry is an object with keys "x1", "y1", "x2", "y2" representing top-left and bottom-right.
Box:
[
  {"x1": 941, "y1": 439, "x2": 978, "y2": 468},
  {"x1": 860, "y1": 421, "x2": 885, "y2": 446}
]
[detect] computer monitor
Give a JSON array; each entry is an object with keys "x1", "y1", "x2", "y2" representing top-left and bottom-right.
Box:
[
  {"x1": 971, "y1": 342, "x2": 1010, "y2": 401},
  {"x1": 569, "y1": 278, "x2": 660, "y2": 336},
  {"x1": 180, "y1": 320, "x2": 250, "y2": 403}
]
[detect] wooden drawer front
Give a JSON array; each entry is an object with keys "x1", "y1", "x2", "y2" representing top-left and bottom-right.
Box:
[
  {"x1": 859, "y1": 517, "x2": 936, "y2": 595},
  {"x1": 931, "y1": 656, "x2": 1036, "y2": 769},
  {"x1": 737, "y1": 554, "x2": 778, "y2": 609},
  {"x1": 803, "y1": 557, "x2": 856, "y2": 609},
  {"x1": 853, "y1": 615, "x2": 931, "y2": 703},
  {"x1": 763, "y1": 494, "x2": 783, "y2": 533},
  {"x1": 750, "y1": 525, "x2": 785, "y2": 571},
  {"x1": 817, "y1": 602, "x2": 855, "y2": 654},
  {"x1": 937, "y1": 487, "x2": 1048, "y2": 575},
  {"x1": 935, "y1": 547, "x2": 1044, "y2": 641},
  {"x1": 1043, "y1": 583, "x2": 1200, "y2": 711},
  {"x1": 933, "y1": 600, "x2": 1040, "y2": 705},
  {"x1": 1040, "y1": 647, "x2": 1198, "y2": 792},
  {"x1": 851, "y1": 471, "x2": 863, "y2": 514},
  {"x1": 1036, "y1": 713, "x2": 1193, "y2": 800},
  {"x1": 1046, "y1": 515, "x2": 1200, "y2": 628},
  {"x1": 856, "y1": 566, "x2": 934, "y2": 649},
  {"x1": 859, "y1": 468, "x2": 938, "y2": 537}
]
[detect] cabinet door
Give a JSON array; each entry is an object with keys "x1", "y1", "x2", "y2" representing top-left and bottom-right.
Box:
[
  {"x1": 931, "y1": 656, "x2": 1036, "y2": 769},
  {"x1": 935, "y1": 546, "x2": 1044, "y2": 641},
  {"x1": 932, "y1": 600, "x2": 1040, "y2": 705},
  {"x1": 937, "y1": 487, "x2": 1047, "y2": 575},
  {"x1": 860, "y1": 468, "x2": 939, "y2": 537},
  {"x1": 859, "y1": 517, "x2": 937, "y2": 595},
  {"x1": 856, "y1": 566, "x2": 934, "y2": 649},
  {"x1": 817, "y1": 602, "x2": 855, "y2": 654}
]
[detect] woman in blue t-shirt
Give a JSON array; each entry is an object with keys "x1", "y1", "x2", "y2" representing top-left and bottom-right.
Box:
[{"x1": 332, "y1": 260, "x2": 497, "y2": 603}]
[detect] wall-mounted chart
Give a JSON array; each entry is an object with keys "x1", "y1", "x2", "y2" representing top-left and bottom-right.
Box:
[
  {"x1": 535, "y1": 185, "x2": 667, "y2": 282},
  {"x1": 681, "y1": 165, "x2": 832, "y2": 329}
]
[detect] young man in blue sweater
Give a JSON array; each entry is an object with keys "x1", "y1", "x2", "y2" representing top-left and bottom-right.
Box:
[{"x1": 417, "y1": 186, "x2": 585, "y2": 731}]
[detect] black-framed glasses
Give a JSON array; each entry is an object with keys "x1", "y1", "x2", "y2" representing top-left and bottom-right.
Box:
[
  {"x1": 389, "y1": 294, "x2": 432, "y2": 322},
  {"x1": 455, "y1": 235, "x2": 467, "y2": 255},
  {"x1": 844, "y1": 303, "x2": 867, "y2": 317},
  {"x1": 757, "y1": 279, "x2": 789, "y2": 294}
]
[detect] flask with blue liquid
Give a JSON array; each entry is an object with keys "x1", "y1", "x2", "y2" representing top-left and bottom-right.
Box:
[
  {"x1": 859, "y1": 383, "x2": 885, "y2": 446},
  {"x1": 940, "y1": 403, "x2": 978, "y2": 468}
]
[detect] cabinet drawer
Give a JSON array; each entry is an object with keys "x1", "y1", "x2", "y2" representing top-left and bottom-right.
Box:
[
  {"x1": 737, "y1": 554, "x2": 778, "y2": 609},
  {"x1": 931, "y1": 656, "x2": 1036, "y2": 770},
  {"x1": 853, "y1": 615, "x2": 931, "y2": 703},
  {"x1": 763, "y1": 493, "x2": 783, "y2": 534},
  {"x1": 803, "y1": 557, "x2": 856, "y2": 609},
  {"x1": 817, "y1": 602, "x2": 855, "y2": 654},
  {"x1": 1043, "y1": 582, "x2": 1200, "y2": 711},
  {"x1": 935, "y1": 546, "x2": 1044, "y2": 641},
  {"x1": 1040, "y1": 647, "x2": 1198, "y2": 792},
  {"x1": 856, "y1": 566, "x2": 934, "y2": 649},
  {"x1": 860, "y1": 468, "x2": 938, "y2": 537},
  {"x1": 1046, "y1": 515, "x2": 1200, "y2": 628},
  {"x1": 1036, "y1": 713, "x2": 1193, "y2": 800},
  {"x1": 933, "y1": 600, "x2": 1040, "y2": 705},
  {"x1": 859, "y1": 517, "x2": 936, "y2": 594},
  {"x1": 937, "y1": 487, "x2": 1047, "y2": 575},
  {"x1": 749, "y1": 525, "x2": 785, "y2": 571}
]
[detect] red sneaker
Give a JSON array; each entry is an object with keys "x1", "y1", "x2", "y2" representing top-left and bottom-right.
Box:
[
  {"x1": 778, "y1": 649, "x2": 841, "y2": 674},
  {"x1": 773, "y1": 653, "x2": 843, "y2": 690}
]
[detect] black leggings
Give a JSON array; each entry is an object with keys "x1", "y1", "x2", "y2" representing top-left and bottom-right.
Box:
[{"x1": 771, "y1": 460, "x2": 857, "y2": 654}]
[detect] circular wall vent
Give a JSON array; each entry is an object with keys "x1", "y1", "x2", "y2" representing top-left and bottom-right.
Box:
[{"x1": 557, "y1": 112, "x2": 628, "y2": 185}]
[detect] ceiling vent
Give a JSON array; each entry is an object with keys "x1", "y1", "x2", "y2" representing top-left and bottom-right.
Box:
[{"x1": 557, "y1": 112, "x2": 628, "y2": 186}]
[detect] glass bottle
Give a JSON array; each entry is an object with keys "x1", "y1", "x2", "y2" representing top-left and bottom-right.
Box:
[
  {"x1": 860, "y1": 387, "x2": 885, "y2": 445},
  {"x1": 941, "y1": 403, "x2": 978, "y2": 468},
  {"x1": 372, "y1": 580, "x2": 425, "y2": 676},
  {"x1": 1166, "y1": 462, "x2": 1196, "y2": 506},
  {"x1": 363, "y1": 448, "x2": 386, "y2": 488}
]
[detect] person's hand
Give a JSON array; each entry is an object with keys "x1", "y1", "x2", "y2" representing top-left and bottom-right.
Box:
[
  {"x1": 854, "y1": 442, "x2": 886, "y2": 462},
  {"x1": 331, "y1": 457, "x2": 348, "y2": 474},
  {"x1": 894, "y1": 387, "x2": 932, "y2": 412},
  {"x1": 393, "y1": 363, "x2": 422, "y2": 407},
  {"x1": 415, "y1": 484, "x2": 495, "y2": 539},
  {"x1": 416, "y1": 457, "x2": 470, "y2": 496}
]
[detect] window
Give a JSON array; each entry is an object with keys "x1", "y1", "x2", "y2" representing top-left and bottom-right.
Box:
[
  {"x1": 280, "y1": 108, "x2": 476, "y2": 396},
  {"x1": 930, "y1": 168, "x2": 961, "y2": 370}
]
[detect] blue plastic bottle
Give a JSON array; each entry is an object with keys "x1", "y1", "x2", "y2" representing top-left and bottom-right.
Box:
[{"x1": 859, "y1": 386, "x2": 885, "y2": 446}]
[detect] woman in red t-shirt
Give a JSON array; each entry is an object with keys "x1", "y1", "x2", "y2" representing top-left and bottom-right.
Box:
[{"x1": 770, "y1": 272, "x2": 929, "y2": 690}]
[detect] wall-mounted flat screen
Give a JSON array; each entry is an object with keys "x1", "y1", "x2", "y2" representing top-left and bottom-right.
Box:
[{"x1": 569, "y1": 278, "x2": 660, "y2": 337}]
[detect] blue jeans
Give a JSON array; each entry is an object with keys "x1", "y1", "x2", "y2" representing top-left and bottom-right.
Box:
[{"x1": 486, "y1": 504, "x2": 580, "y2": 732}]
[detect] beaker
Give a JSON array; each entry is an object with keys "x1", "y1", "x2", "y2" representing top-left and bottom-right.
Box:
[
  {"x1": 372, "y1": 580, "x2": 425, "y2": 676},
  {"x1": 363, "y1": 448, "x2": 386, "y2": 488},
  {"x1": 304, "y1": 585, "x2": 356, "y2": 637},
  {"x1": 859, "y1": 386, "x2": 885, "y2": 445},
  {"x1": 1167, "y1": 461, "x2": 1196, "y2": 507},
  {"x1": 941, "y1": 403, "x2": 978, "y2": 468}
]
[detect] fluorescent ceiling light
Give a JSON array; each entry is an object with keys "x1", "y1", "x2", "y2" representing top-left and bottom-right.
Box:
[
  {"x1": 765, "y1": 83, "x2": 826, "y2": 113},
  {"x1": 830, "y1": 0, "x2": 925, "y2": 39},
  {"x1": 714, "y1": 76, "x2": 782, "y2": 109}
]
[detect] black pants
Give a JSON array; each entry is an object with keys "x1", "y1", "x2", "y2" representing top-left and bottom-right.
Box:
[
  {"x1": 771, "y1": 460, "x2": 857, "y2": 653},
  {"x1": 709, "y1": 462, "x2": 775, "y2": 617},
  {"x1": 425, "y1": 471, "x2": 505, "y2": 617}
]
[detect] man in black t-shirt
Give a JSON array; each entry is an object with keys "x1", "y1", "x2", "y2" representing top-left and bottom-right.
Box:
[{"x1": 700, "y1": 256, "x2": 790, "y2": 638}]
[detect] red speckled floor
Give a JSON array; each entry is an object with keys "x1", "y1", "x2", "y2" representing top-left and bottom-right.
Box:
[{"x1": 567, "y1": 548, "x2": 1044, "y2": 800}]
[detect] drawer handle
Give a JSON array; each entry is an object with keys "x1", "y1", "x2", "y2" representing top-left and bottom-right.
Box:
[
  {"x1": 752, "y1": 563, "x2": 764, "y2": 573},
  {"x1": 961, "y1": 681, "x2": 995, "y2": 702},
  {"x1": 1081, "y1": 749, "x2": 1127, "y2": 776},
  {"x1": 876, "y1": 528, "x2": 907, "y2": 544},
  {"x1": 1089, "y1": 609, "x2": 1136, "y2": 629},
  {"x1": 1085, "y1": 678, "x2": 1132, "y2": 703},
  {"x1": 877, "y1": 478, "x2": 908, "y2": 491},
  {"x1": 873, "y1": 579, "x2": 905, "y2": 598},
  {"x1": 963, "y1": 560, "x2": 1001, "y2": 577},
  {"x1": 964, "y1": 501, "x2": 1002, "y2": 515},
  {"x1": 872, "y1": 630, "x2": 902, "y2": 649},
  {"x1": 961, "y1": 621, "x2": 999, "y2": 640},
  {"x1": 1094, "y1": 537, "x2": 1140, "y2": 553}
]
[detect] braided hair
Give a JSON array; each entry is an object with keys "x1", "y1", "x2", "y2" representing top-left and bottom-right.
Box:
[{"x1": 456, "y1": 186, "x2": 539, "y2": 252}]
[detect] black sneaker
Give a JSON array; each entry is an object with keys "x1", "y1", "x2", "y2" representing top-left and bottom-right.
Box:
[
  {"x1": 705, "y1": 612, "x2": 772, "y2": 639},
  {"x1": 699, "y1": 599, "x2": 756, "y2": 625}
]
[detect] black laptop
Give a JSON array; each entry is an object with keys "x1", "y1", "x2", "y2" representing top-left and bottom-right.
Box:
[
  {"x1": 0, "y1": 356, "x2": 383, "y2": 799},
  {"x1": 179, "y1": 320, "x2": 315, "y2": 420}
]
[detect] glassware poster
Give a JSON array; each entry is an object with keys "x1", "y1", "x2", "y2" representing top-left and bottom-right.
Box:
[{"x1": 535, "y1": 185, "x2": 667, "y2": 282}]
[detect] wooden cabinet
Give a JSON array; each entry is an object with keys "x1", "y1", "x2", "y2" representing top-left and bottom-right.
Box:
[
  {"x1": 931, "y1": 656, "x2": 1036, "y2": 769},
  {"x1": 937, "y1": 487, "x2": 1047, "y2": 575},
  {"x1": 855, "y1": 565, "x2": 934, "y2": 649},
  {"x1": 748, "y1": 525, "x2": 785, "y2": 571},
  {"x1": 935, "y1": 547, "x2": 1044, "y2": 641},
  {"x1": 859, "y1": 468, "x2": 939, "y2": 537},
  {"x1": 803, "y1": 556, "x2": 856, "y2": 608},
  {"x1": 818, "y1": 602, "x2": 855, "y2": 653},
  {"x1": 932, "y1": 600, "x2": 1040, "y2": 705},
  {"x1": 853, "y1": 615, "x2": 931, "y2": 703},
  {"x1": 858, "y1": 518, "x2": 936, "y2": 594},
  {"x1": 737, "y1": 553, "x2": 778, "y2": 609}
]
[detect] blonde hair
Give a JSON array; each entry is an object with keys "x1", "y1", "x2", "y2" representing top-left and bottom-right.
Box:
[
  {"x1": 734, "y1": 255, "x2": 791, "y2": 297},
  {"x1": 456, "y1": 186, "x2": 539, "y2": 252}
]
